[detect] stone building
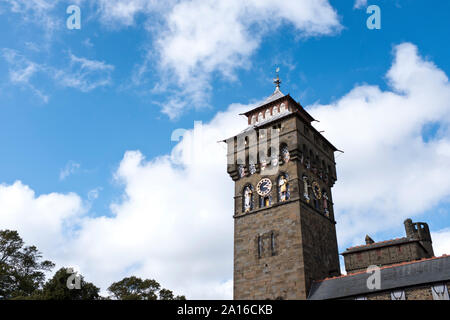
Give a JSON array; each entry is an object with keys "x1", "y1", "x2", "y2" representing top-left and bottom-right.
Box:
[{"x1": 225, "y1": 76, "x2": 450, "y2": 300}]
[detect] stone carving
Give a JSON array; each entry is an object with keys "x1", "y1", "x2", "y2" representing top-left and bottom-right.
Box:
[
  {"x1": 281, "y1": 145, "x2": 290, "y2": 164},
  {"x1": 238, "y1": 164, "x2": 245, "y2": 178},
  {"x1": 323, "y1": 191, "x2": 329, "y2": 217},
  {"x1": 243, "y1": 185, "x2": 253, "y2": 213},
  {"x1": 249, "y1": 163, "x2": 256, "y2": 175},
  {"x1": 278, "y1": 175, "x2": 289, "y2": 202},
  {"x1": 302, "y1": 176, "x2": 310, "y2": 203}
]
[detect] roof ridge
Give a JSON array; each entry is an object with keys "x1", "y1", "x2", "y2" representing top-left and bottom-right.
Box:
[
  {"x1": 345, "y1": 237, "x2": 409, "y2": 251},
  {"x1": 315, "y1": 254, "x2": 450, "y2": 283}
]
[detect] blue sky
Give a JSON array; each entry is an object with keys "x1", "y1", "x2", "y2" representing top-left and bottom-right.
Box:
[{"x1": 1, "y1": 0, "x2": 450, "y2": 299}]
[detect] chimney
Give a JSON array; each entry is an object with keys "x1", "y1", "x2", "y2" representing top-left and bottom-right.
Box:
[
  {"x1": 404, "y1": 218, "x2": 416, "y2": 239},
  {"x1": 365, "y1": 235, "x2": 375, "y2": 245}
]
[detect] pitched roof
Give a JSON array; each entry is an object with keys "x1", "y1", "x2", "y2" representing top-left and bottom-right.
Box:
[
  {"x1": 240, "y1": 87, "x2": 288, "y2": 117},
  {"x1": 342, "y1": 237, "x2": 418, "y2": 254},
  {"x1": 259, "y1": 87, "x2": 285, "y2": 106},
  {"x1": 307, "y1": 255, "x2": 450, "y2": 300}
]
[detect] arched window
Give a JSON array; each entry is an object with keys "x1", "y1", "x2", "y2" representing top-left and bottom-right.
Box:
[
  {"x1": 281, "y1": 144, "x2": 290, "y2": 164},
  {"x1": 251, "y1": 115, "x2": 257, "y2": 124},
  {"x1": 260, "y1": 194, "x2": 272, "y2": 208},
  {"x1": 278, "y1": 174, "x2": 290, "y2": 202},
  {"x1": 272, "y1": 105, "x2": 279, "y2": 115},
  {"x1": 243, "y1": 185, "x2": 254, "y2": 213},
  {"x1": 258, "y1": 112, "x2": 264, "y2": 122},
  {"x1": 265, "y1": 109, "x2": 271, "y2": 120},
  {"x1": 280, "y1": 103, "x2": 287, "y2": 113}
]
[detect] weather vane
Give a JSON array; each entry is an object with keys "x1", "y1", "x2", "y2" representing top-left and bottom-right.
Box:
[{"x1": 274, "y1": 67, "x2": 281, "y2": 89}]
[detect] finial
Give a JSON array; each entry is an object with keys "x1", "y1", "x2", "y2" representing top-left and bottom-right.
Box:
[{"x1": 273, "y1": 67, "x2": 281, "y2": 89}]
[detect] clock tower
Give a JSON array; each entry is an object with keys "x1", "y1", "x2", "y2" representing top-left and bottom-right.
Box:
[{"x1": 225, "y1": 75, "x2": 341, "y2": 299}]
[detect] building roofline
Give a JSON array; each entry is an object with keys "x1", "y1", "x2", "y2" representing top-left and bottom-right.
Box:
[
  {"x1": 316, "y1": 254, "x2": 450, "y2": 283},
  {"x1": 341, "y1": 237, "x2": 418, "y2": 255},
  {"x1": 308, "y1": 254, "x2": 450, "y2": 300}
]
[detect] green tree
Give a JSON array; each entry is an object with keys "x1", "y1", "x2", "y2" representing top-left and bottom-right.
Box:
[
  {"x1": 0, "y1": 230, "x2": 54, "y2": 299},
  {"x1": 108, "y1": 276, "x2": 185, "y2": 300},
  {"x1": 38, "y1": 267, "x2": 101, "y2": 300}
]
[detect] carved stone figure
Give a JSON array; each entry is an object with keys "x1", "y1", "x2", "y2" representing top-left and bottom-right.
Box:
[
  {"x1": 281, "y1": 146, "x2": 290, "y2": 164},
  {"x1": 323, "y1": 191, "x2": 329, "y2": 217},
  {"x1": 278, "y1": 175, "x2": 289, "y2": 202},
  {"x1": 238, "y1": 164, "x2": 245, "y2": 178},
  {"x1": 244, "y1": 186, "x2": 253, "y2": 213},
  {"x1": 249, "y1": 163, "x2": 256, "y2": 175},
  {"x1": 271, "y1": 155, "x2": 278, "y2": 167},
  {"x1": 260, "y1": 159, "x2": 267, "y2": 171},
  {"x1": 302, "y1": 176, "x2": 310, "y2": 203}
]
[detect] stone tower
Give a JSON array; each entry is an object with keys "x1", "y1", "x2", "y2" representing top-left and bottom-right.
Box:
[{"x1": 225, "y1": 76, "x2": 341, "y2": 299}]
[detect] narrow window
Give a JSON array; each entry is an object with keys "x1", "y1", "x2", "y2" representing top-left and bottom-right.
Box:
[
  {"x1": 391, "y1": 290, "x2": 406, "y2": 300},
  {"x1": 257, "y1": 235, "x2": 262, "y2": 259},
  {"x1": 432, "y1": 284, "x2": 450, "y2": 300},
  {"x1": 260, "y1": 196, "x2": 271, "y2": 207},
  {"x1": 270, "y1": 232, "x2": 275, "y2": 256}
]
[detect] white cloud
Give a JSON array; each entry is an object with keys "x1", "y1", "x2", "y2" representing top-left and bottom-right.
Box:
[
  {"x1": 2, "y1": 42, "x2": 450, "y2": 299},
  {"x1": 0, "y1": 101, "x2": 250, "y2": 299},
  {"x1": 353, "y1": 0, "x2": 368, "y2": 9},
  {"x1": 87, "y1": 187, "x2": 101, "y2": 201},
  {"x1": 0, "y1": 181, "x2": 84, "y2": 254},
  {"x1": 1, "y1": 49, "x2": 115, "y2": 99},
  {"x1": 153, "y1": 0, "x2": 341, "y2": 118},
  {"x1": 432, "y1": 228, "x2": 450, "y2": 257},
  {"x1": 94, "y1": 0, "x2": 172, "y2": 27},
  {"x1": 2, "y1": 0, "x2": 342, "y2": 117},
  {"x1": 95, "y1": 0, "x2": 341, "y2": 118},
  {"x1": 1, "y1": 0, "x2": 60, "y2": 37},
  {"x1": 1, "y1": 48, "x2": 49, "y2": 102},
  {"x1": 59, "y1": 161, "x2": 81, "y2": 180},
  {"x1": 62, "y1": 102, "x2": 250, "y2": 299},
  {"x1": 308, "y1": 43, "x2": 450, "y2": 246},
  {"x1": 54, "y1": 53, "x2": 115, "y2": 92}
]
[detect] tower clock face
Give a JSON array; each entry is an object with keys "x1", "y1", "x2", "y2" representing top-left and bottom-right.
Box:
[
  {"x1": 256, "y1": 178, "x2": 272, "y2": 196},
  {"x1": 312, "y1": 181, "x2": 322, "y2": 199}
]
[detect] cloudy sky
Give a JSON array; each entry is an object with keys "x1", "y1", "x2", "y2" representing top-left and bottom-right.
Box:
[{"x1": 1, "y1": 0, "x2": 450, "y2": 299}]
